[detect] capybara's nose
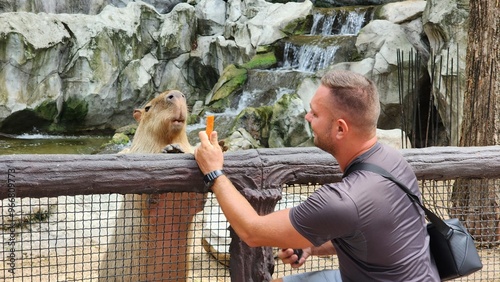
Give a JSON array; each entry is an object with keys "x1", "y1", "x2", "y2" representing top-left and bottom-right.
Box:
[{"x1": 166, "y1": 91, "x2": 185, "y2": 102}]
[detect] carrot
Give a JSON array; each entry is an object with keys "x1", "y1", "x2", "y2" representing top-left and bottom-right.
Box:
[{"x1": 206, "y1": 115, "x2": 215, "y2": 136}]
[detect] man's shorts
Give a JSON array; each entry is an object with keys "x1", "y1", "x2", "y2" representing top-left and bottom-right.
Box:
[{"x1": 282, "y1": 269, "x2": 342, "y2": 282}]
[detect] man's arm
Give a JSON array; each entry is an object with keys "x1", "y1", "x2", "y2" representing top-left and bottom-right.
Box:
[{"x1": 195, "y1": 131, "x2": 312, "y2": 249}]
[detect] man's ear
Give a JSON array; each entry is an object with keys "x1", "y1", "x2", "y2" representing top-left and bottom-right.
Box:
[
  {"x1": 133, "y1": 109, "x2": 143, "y2": 122},
  {"x1": 335, "y1": 118, "x2": 348, "y2": 138}
]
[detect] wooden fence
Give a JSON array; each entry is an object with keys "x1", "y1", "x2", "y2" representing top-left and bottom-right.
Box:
[{"x1": 1, "y1": 146, "x2": 500, "y2": 281}]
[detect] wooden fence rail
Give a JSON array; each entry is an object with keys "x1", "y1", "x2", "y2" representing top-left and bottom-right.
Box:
[
  {"x1": 2, "y1": 146, "x2": 500, "y2": 199},
  {"x1": 1, "y1": 145, "x2": 500, "y2": 281}
]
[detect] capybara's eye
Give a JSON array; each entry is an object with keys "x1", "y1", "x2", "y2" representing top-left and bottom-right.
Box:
[{"x1": 145, "y1": 106, "x2": 151, "y2": 112}]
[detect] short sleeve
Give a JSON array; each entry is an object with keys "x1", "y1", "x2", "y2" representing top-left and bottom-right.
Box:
[{"x1": 289, "y1": 183, "x2": 359, "y2": 246}]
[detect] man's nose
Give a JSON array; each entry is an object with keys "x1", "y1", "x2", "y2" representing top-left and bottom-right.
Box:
[{"x1": 305, "y1": 112, "x2": 311, "y2": 122}]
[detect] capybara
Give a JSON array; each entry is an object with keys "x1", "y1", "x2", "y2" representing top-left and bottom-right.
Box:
[{"x1": 99, "y1": 90, "x2": 205, "y2": 281}]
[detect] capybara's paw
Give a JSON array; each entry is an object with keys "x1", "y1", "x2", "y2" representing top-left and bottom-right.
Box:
[
  {"x1": 162, "y1": 144, "x2": 184, "y2": 154},
  {"x1": 219, "y1": 140, "x2": 229, "y2": 152}
]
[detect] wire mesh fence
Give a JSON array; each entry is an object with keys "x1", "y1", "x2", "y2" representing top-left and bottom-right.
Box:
[{"x1": 1, "y1": 179, "x2": 499, "y2": 281}]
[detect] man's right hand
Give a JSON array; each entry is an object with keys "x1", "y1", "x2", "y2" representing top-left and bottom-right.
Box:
[
  {"x1": 194, "y1": 131, "x2": 224, "y2": 175},
  {"x1": 276, "y1": 248, "x2": 311, "y2": 268}
]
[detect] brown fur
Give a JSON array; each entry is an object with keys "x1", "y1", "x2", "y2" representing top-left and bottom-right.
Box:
[
  {"x1": 128, "y1": 90, "x2": 192, "y2": 154},
  {"x1": 99, "y1": 90, "x2": 205, "y2": 282}
]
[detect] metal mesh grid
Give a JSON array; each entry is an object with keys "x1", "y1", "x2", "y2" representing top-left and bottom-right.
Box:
[
  {"x1": 420, "y1": 179, "x2": 500, "y2": 281},
  {"x1": 273, "y1": 184, "x2": 338, "y2": 279},
  {"x1": 1, "y1": 180, "x2": 499, "y2": 281}
]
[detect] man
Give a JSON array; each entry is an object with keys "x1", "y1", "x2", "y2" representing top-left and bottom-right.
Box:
[{"x1": 194, "y1": 70, "x2": 439, "y2": 281}]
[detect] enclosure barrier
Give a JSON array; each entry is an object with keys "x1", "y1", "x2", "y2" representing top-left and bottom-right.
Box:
[{"x1": 1, "y1": 146, "x2": 499, "y2": 281}]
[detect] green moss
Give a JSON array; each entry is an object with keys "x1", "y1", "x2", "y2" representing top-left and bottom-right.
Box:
[
  {"x1": 109, "y1": 133, "x2": 130, "y2": 145},
  {"x1": 241, "y1": 52, "x2": 277, "y2": 70},
  {"x1": 60, "y1": 97, "x2": 88, "y2": 123},
  {"x1": 188, "y1": 114, "x2": 200, "y2": 125},
  {"x1": 34, "y1": 100, "x2": 58, "y2": 121},
  {"x1": 207, "y1": 99, "x2": 232, "y2": 113},
  {"x1": 372, "y1": 6, "x2": 385, "y2": 20},
  {"x1": 46, "y1": 123, "x2": 67, "y2": 133},
  {"x1": 211, "y1": 65, "x2": 248, "y2": 102},
  {"x1": 256, "y1": 45, "x2": 272, "y2": 53},
  {"x1": 116, "y1": 124, "x2": 138, "y2": 136},
  {"x1": 282, "y1": 15, "x2": 312, "y2": 36},
  {"x1": 349, "y1": 49, "x2": 363, "y2": 62},
  {"x1": 231, "y1": 105, "x2": 274, "y2": 146}
]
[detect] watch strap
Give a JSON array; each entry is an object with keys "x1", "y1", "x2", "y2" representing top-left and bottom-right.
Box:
[{"x1": 203, "y1": 169, "x2": 224, "y2": 185}]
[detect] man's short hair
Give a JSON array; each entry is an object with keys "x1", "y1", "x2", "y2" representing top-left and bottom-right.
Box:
[{"x1": 321, "y1": 70, "x2": 380, "y2": 131}]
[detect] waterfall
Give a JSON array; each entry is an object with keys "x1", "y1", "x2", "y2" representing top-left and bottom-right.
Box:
[
  {"x1": 311, "y1": 10, "x2": 367, "y2": 36},
  {"x1": 311, "y1": 13, "x2": 337, "y2": 36},
  {"x1": 283, "y1": 43, "x2": 339, "y2": 73},
  {"x1": 282, "y1": 8, "x2": 369, "y2": 73},
  {"x1": 189, "y1": 7, "x2": 372, "y2": 141},
  {"x1": 340, "y1": 11, "x2": 366, "y2": 35}
]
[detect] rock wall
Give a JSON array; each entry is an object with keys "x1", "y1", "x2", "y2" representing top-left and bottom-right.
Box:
[
  {"x1": 0, "y1": 0, "x2": 468, "y2": 148},
  {"x1": 0, "y1": 0, "x2": 184, "y2": 14},
  {"x1": 0, "y1": 0, "x2": 313, "y2": 135}
]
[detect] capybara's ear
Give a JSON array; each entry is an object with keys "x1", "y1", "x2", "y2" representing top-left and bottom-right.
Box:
[{"x1": 133, "y1": 109, "x2": 143, "y2": 122}]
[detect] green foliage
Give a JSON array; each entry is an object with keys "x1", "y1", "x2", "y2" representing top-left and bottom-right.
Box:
[{"x1": 241, "y1": 52, "x2": 277, "y2": 70}]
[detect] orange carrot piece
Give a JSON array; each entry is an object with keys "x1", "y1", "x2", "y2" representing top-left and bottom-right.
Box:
[{"x1": 206, "y1": 115, "x2": 215, "y2": 136}]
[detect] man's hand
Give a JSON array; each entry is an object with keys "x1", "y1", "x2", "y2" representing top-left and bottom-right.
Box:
[
  {"x1": 194, "y1": 131, "x2": 224, "y2": 175},
  {"x1": 276, "y1": 247, "x2": 311, "y2": 268}
]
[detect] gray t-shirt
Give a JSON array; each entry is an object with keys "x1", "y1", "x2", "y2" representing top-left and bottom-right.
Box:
[{"x1": 290, "y1": 143, "x2": 440, "y2": 281}]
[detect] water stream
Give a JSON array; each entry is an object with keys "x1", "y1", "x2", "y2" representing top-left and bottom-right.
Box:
[{"x1": 281, "y1": 7, "x2": 372, "y2": 73}]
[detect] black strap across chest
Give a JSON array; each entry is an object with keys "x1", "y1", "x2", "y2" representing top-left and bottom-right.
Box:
[{"x1": 343, "y1": 162, "x2": 452, "y2": 238}]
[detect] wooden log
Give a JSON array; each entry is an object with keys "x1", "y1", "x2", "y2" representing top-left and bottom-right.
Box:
[{"x1": 1, "y1": 146, "x2": 500, "y2": 199}]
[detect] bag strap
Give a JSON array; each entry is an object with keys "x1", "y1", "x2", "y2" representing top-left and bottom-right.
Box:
[{"x1": 343, "y1": 162, "x2": 453, "y2": 238}]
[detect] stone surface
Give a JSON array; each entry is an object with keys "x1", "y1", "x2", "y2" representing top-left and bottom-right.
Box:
[{"x1": 0, "y1": 0, "x2": 467, "y2": 145}]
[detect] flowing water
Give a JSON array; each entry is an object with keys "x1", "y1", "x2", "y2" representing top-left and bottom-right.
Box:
[{"x1": 281, "y1": 7, "x2": 371, "y2": 73}]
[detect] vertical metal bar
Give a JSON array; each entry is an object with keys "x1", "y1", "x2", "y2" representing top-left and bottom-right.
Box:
[
  {"x1": 450, "y1": 57, "x2": 454, "y2": 146},
  {"x1": 426, "y1": 50, "x2": 436, "y2": 147},
  {"x1": 436, "y1": 55, "x2": 443, "y2": 146},
  {"x1": 456, "y1": 43, "x2": 461, "y2": 146},
  {"x1": 486, "y1": 59, "x2": 494, "y2": 146},
  {"x1": 416, "y1": 50, "x2": 422, "y2": 147},
  {"x1": 445, "y1": 47, "x2": 451, "y2": 145},
  {"x1": 397, "y1": 49, "x2": 405, "y2": 148}
]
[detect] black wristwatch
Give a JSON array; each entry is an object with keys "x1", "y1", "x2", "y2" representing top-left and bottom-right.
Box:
[{"x1": 203, "y1": 170, "x2": 224, "y2": 190}]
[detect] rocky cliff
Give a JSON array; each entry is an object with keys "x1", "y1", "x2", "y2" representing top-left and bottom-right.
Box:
[{"x1": 0, "y1": 0, "x2": 468, "y2": 148}]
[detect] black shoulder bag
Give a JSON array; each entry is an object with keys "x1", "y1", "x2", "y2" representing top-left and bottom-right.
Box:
[{"x1": 344, "y1": 162, "x2": 483, "y2": 281}]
